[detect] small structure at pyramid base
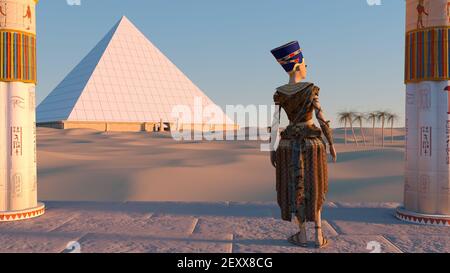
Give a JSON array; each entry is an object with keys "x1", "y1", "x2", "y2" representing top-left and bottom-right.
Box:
[
  {"x1": 37, "y1": 16, "x2": 237, "y2": 133},
  {"x1": 38, "y1": 120, "x2": 237, "y2": 133}
]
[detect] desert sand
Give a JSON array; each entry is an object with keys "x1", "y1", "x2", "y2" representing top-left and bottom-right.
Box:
[
  {"x1": 37, "y1": 127, "x2": 406, "y2": 203},
  {"x1": 4, "y1": 127, "x2": 448, "y2": 253}
]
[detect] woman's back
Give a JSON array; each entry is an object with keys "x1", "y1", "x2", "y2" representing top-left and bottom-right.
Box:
[{"x1": 274, "y1": 82, "x2": 319, "y2": 124}]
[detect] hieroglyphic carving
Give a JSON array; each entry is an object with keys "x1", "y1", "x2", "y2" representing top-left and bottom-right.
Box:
[
  {"x1": 405, "y1": 118, "x2": 409, "y2": 161},
  {"x1": 447, "y1": 0, "x2": 450, "y2": 23},
  {"x1": 418, "y1": 86, "x2": 431, "y2": 111},
  {"x1": 420, "y1": 126, "x2": 432, "y2": 157},
  {"x1": 29, "y1": 88, "x2": 36, "y2": 163},
  {"x1": 447, "y1": 121, "x2": 450, "y2": 164},
  {"x1": 0, "y1": 2, "x2": 6, "y2": 27},
  {"x1": 22, "y1": 4, "x2": 31, "y2": 30},
  {"x1": 32, "y1": 122, "x2": 36, "y2": 163},
  {"x1": 28, "y1": 89, "x2": 34, "y2": 110},
  {"x1": 11, "y1": 96, "x2": 24, "y2": 109},
  {"x1": 406, "y1": 0, "x2": 450, "y2": 33},
  {"x1": 0, "y1": 0, "x2": 36, "y2": 33},
  {"x1": 417, "y1": 0, "x2": 429, "y2": 29},
  {"x1": 419, "y1": 174, "x2": 431, "y2": 193},
  {"x1": 406, "y1": 92, "x2": 416, "y2": 106},
  {"x1": 441, "y1": 183, "x2": 450, "y2": 193},
  {"x1": 11, "y1": 126, "x2": 22, "y2": 156},
  {"x1": 405, "y1": 176, "x2": 412, "y2": 191},
  {"x1": 11, "y1": 172, "x2": 21, "y2": 197}
]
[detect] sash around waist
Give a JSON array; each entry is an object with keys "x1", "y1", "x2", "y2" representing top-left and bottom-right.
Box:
[
  {"x1": 281, "y1": 120, "x2": 321, "y2": 139},
  {"x1": 289, "y1": 119, "x2": 314, "y2": 127}
]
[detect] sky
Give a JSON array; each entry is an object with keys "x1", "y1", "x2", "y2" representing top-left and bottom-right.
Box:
[{"x1": 36, "y1": 0, "x2": 406, "y2": 127}]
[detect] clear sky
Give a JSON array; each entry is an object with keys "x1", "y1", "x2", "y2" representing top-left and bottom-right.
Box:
[{"x1": 36, "y1": 0, "x2": 405, "y2": 127}]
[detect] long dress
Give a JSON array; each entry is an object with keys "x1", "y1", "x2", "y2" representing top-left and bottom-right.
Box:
[{"x1": 274, "y1": 82, "x2": 328, "y2": 223}]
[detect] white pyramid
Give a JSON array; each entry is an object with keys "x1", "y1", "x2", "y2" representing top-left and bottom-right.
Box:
[{"x1": 37, "y1": 16, "x2": 234, "y2": 131}]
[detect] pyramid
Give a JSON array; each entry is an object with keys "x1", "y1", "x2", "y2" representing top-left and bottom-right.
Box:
[{"x1": 37, "y1": 16, "x2": 236, "y2": 132}]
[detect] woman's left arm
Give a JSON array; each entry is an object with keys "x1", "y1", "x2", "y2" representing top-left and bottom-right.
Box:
[{"x1": 313, "y1": 95, "x2": 337, "y2": 162}]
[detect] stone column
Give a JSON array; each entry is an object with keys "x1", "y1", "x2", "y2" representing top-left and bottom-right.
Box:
[
  {"x1": 397, "y1": 0, "x2": 450, "y2": 226},
  {"x1": 0, "y1": 0, "x2": 44, "y2": 222}
]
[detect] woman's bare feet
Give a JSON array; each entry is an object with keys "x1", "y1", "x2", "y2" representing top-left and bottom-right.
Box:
[
  {"x1": 315, "y1": 226, "x2": 329, "y2": 249},
  {"x1": 288, "y1": 225, "x2": 307, "y2": 247}
]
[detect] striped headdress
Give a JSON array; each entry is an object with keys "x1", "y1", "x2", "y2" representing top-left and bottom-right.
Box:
[{"x1": 271, "y1": 41, "x2": 304, "y2": 73}]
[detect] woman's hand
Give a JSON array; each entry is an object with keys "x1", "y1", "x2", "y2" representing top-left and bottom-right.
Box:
[
  {"x1": 270, "y1": 151, "x2": 277, "y2": 168},
  {"x1": 329, "y1": 145, "x2": 337, "y2": 163}
]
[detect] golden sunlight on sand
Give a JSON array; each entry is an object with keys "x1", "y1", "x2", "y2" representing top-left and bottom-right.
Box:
[{"x1": 37, "y1": 127, "x2": 405, "y2": 203}]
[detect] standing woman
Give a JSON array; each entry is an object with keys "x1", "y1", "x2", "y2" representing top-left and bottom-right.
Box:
[{"x1": 270, "y1": 41, "x2": 337, "y2": 248}]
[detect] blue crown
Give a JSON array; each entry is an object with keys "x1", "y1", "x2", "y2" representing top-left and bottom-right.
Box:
[{"x1": 271, "y1": 41, "x2": 304, "y2": 73}]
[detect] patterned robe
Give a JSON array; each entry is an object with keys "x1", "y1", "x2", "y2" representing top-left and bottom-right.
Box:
[{"x1": 274, "y1": 82, "x2": 328, "y2": 223}]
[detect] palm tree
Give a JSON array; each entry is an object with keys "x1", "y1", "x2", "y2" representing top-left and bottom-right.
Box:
[
  {"x1": 338, "y1": 111, "x2": 358, "y2": 145},
  {"x1": 387, "y1": 113, "x2": 399, "y2": 144},
  {"x1": 348, "y1": 111, "x2": 359, "y2": 146},
  {"x1": 366, "y1": 112, "x2": 378, "y2": 146},
  {"x1": 338, "y1": 112, "x2": 350, "y2": 145},
  {"x1": 377, "y1": 111, "x2": 389, "y2": 147},
  {"x1": 353, "y1": 113, "x2": 366, "y2": 145}
]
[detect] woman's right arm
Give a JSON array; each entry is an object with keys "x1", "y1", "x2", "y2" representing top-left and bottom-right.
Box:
[
  {"x1": 270, "y1": 93, "x2": 281, "y2": 168},
  {"x1": 269, "y1": 104, "x2": 280, "y2": 168}
]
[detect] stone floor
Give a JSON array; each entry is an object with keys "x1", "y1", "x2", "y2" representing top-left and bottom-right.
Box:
[{"x1": 0, "y1": 202, "x2": 448, "y2": 253}]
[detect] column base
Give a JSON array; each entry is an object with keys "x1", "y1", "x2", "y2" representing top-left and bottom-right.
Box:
[
  {"x1": 396, "y1": 207, "x2": 450, "y2": 226},
  {"x1": 0, "y1": 202, "x2": 45, "y2": 222}
]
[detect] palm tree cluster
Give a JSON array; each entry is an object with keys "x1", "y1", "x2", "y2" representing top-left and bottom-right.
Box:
[{"x1": 337, "y1": 111, "x2": 399, "y2": 147}]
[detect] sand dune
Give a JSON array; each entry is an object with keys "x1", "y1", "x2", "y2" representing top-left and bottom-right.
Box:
[{"x1": 37, "y1": 127, "x2": 406, "y2": 203}]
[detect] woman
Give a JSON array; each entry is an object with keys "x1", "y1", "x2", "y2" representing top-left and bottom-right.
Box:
[{"x1": 270, "y1": 41, "x2": 337, "y2": 248}]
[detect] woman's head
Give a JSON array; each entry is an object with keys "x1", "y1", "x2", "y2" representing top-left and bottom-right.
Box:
[
  {"x1": 271, "y1": 41, "x2": 306, "y2": 77},
  {"x1": 289, "y1": 60, "x2": 307, "y2": 80}
]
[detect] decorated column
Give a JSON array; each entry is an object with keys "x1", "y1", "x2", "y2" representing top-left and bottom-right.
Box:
[
  {"x1": 397, "y1": 0, "x2": 450, "y2": 225},
  {"x1": 0, "y1": 0, "x2": 44, "y2": 221}
]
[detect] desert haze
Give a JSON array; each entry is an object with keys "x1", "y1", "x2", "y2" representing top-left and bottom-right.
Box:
[{"x1": 36, "y1": 127, "x2": 405, "y2": 203}]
